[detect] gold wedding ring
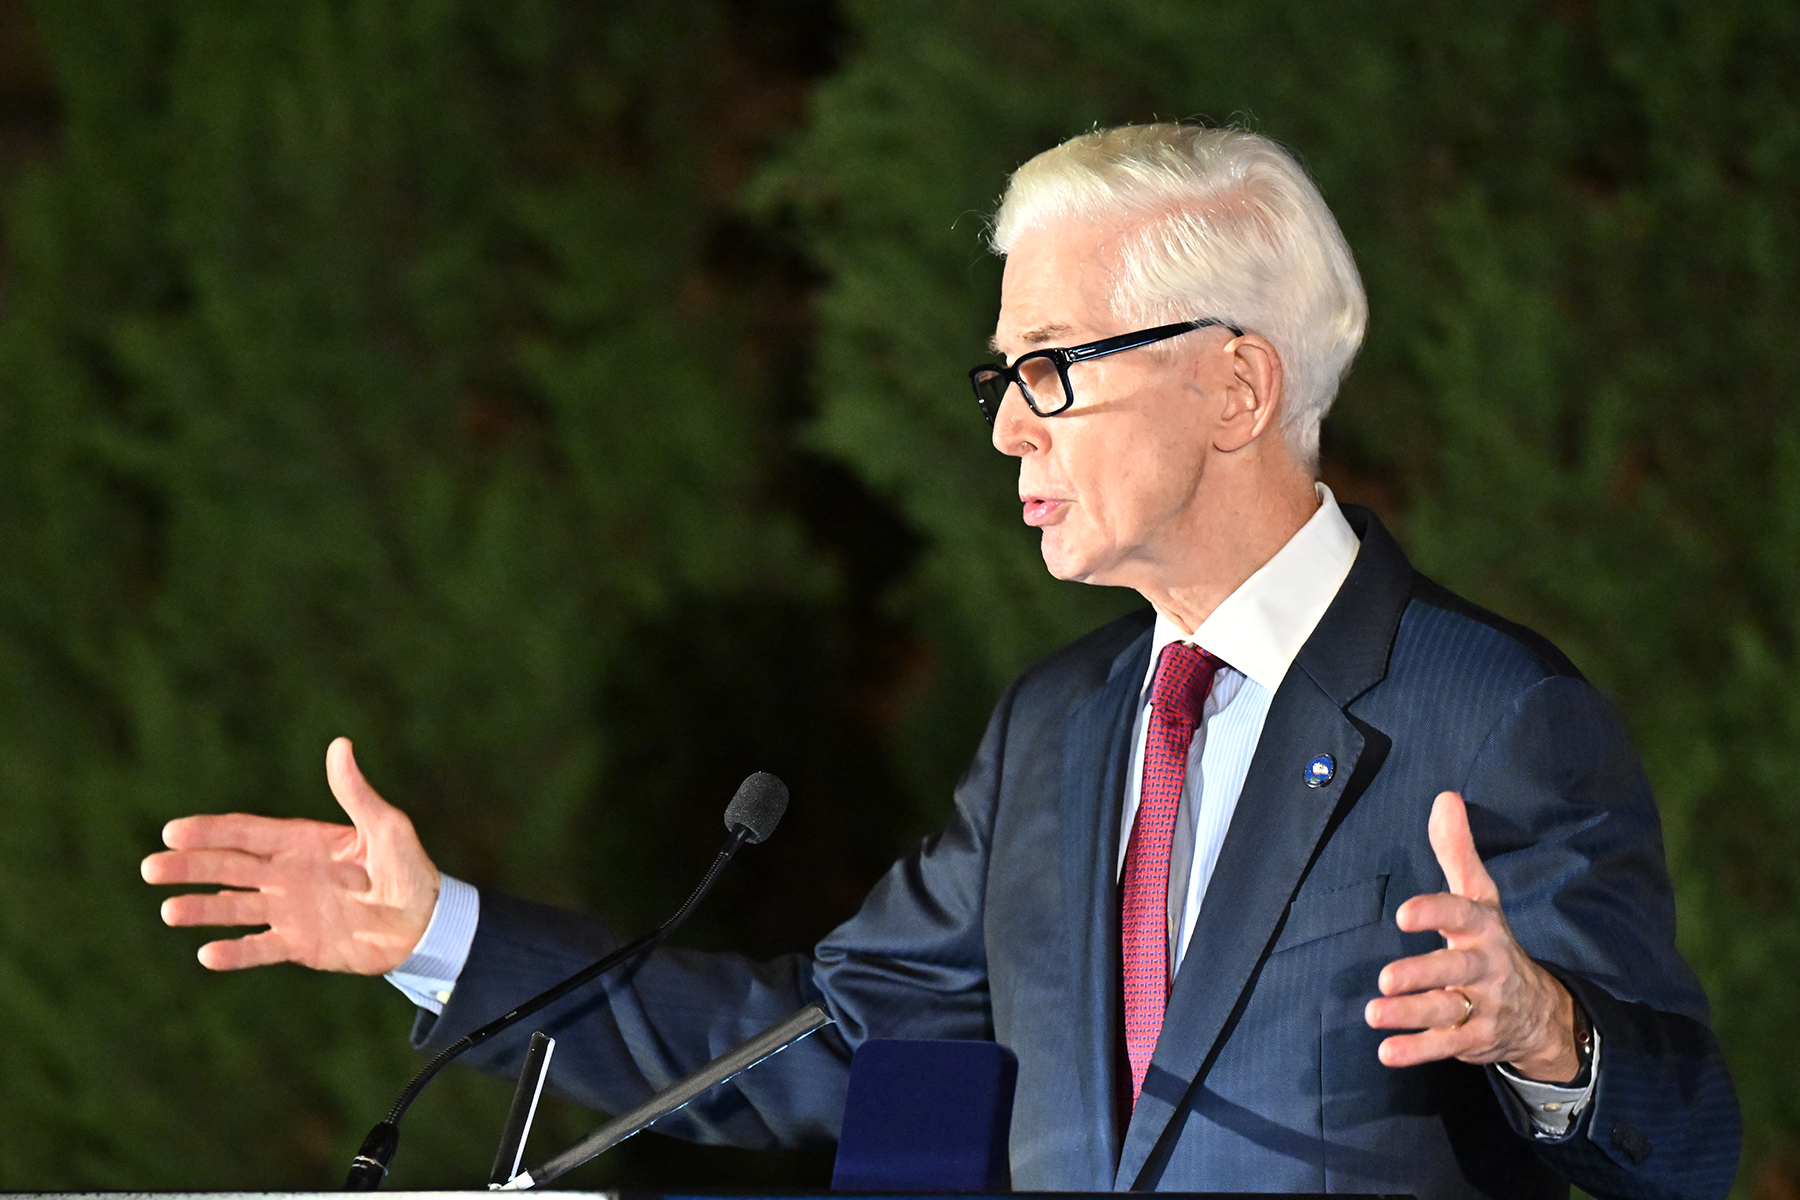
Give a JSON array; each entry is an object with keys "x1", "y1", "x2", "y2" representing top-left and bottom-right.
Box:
[{"x1": 1449, "y1": 988, "x2": 1474, "y2": 1027}]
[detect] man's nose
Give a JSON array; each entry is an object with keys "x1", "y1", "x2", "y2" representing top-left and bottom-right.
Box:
[{"x1": 990, "y1": 388, "x2": 1044, "y2": 457}]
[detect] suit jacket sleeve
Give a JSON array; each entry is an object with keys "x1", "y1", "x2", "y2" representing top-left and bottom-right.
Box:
[
  {"x1": 407, "y1": 681, "x2": 1016, "y2": 1149},
  {"x1": 1464, "y1": 674, "x2": 1740, "y2": 1200}
]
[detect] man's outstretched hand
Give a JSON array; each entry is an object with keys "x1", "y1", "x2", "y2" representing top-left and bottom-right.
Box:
[
  {"x1": 140, "y1": 737, "x2": 440, "y2": 975},
  {"x1": 1364, "y1": 790, "x2": 1582, "y2": 1083}
]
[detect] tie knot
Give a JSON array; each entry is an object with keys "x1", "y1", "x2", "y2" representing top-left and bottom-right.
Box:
[{"x1": 1149, "y1": 642, "x2": 1222, "y2": 723}]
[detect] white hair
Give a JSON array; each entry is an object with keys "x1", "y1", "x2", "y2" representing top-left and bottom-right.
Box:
[{"x1": 990, "y1": 124, "x2": 1367, "y2": 469}]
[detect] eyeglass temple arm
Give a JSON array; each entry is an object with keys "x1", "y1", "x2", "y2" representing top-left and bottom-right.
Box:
[{"x1": 1062, "y1": 318, "x2": 1243, "y2": 363}]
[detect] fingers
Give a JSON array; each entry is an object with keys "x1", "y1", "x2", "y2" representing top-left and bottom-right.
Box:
[
  {"x1": 145, "y1": 737, "x2": 433, "y2": 976},
  {"x1": 1377, "y1": 1025, "x2": 1478, "y2": 1069},
  {"x1": 1366, "y1": 984, "x2": 1476, "y2": 1031},
  {"x1": 159, "y1": 888, "x2": 269, "y2": 929},
  {"x1": 1368, "y1": 791, "x2": 1547, "y2": 1073},
  {"x1": 197, "y1": 930, "x2": 293, "y2": 971},
  {"x1": 141, "y1": 848, "x2": 273, "y2": 889},
  {"x1": 1368, "y1": 984, "x2": 1488, "y2": 1068},
  {"x1": 1395, "y1": 891, "x2": 1488, "y2": 938},
  {"x1": 326, "y1": 737, "x2": 398, "y2": 833},
  {"x1": 1377, "y1": 945, "x2": 1482, "y2": 997},
  {"x1": 1428, "y1": 791, "x2": 1498, "y2": 903},
  {"x1": 160, "y1": 812, "x2": 295, "y2": 855}
]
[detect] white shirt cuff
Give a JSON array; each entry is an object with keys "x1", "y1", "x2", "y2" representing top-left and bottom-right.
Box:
[
  {"x1": 383, "y1": 874, "x2": 480, "y2": 1015},
  {"x1": 1494, "y1": 1027, "x2": 1601, "y2": 1137}
]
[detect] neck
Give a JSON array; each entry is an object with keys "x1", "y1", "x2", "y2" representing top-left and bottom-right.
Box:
[{"x1": 1132, "y1": 471, "x2": 1320, "y2": 634}]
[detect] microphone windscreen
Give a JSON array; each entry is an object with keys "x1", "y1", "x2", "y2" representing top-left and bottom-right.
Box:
[{"x1": 724, "y1": 772, "x2": 788, "y2": 844}]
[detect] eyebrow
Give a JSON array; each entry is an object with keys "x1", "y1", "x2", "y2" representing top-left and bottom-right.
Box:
[{"x1": 988, "y1": 322, "x2": 1075, "y2": 354}]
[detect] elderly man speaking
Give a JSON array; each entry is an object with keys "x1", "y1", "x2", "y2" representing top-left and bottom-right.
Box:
[{"x1": 144, "y1": 124, "x2": 1739, "y2": 1199}]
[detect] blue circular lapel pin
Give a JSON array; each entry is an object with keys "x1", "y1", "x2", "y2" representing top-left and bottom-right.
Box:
[{"x1": 1304, "y1": 754, "x2": 1335, "y2": 788}]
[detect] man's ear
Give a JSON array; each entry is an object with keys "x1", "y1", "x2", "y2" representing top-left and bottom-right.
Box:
[{"x1": 1212, "y1": 335, "x2": 1283, "y2": 453}]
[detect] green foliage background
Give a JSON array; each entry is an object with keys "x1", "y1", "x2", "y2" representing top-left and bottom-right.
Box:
[{"x1": 0, "y1": 0, "x2": 1793, "y2": 1194}]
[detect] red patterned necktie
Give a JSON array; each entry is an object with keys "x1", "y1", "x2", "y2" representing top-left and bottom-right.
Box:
[{"x1": 1122, "y1": 641, "x2": 1223, "y2": 1105}]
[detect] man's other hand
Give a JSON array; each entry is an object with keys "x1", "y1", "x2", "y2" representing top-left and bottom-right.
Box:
[
  {"x1": 1364, "y1": 790, "x2": 1582, "y2": 1082},
  {"x1": 140, "y1": 737, "x2": 440, "y2": 975}
]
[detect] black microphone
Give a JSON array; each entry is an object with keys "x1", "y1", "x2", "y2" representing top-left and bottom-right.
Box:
[
  {"x1": 724, "y1": 771, "x2": 787, "y2": 844},
  {"x1": 343, "y1": 772, "x2": 790, "y2": 1190}
]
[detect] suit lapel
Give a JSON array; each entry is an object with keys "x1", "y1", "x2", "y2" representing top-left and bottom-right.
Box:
[
  {"x1": 1112, "y1": 504, "x2": 1414, "y2": 1189},
  {"x1": 1060, "y1": 627, "x2": 1151, "y2": 1182}
]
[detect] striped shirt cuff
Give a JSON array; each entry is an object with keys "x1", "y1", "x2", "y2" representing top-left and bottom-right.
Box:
[
  {"x1": 1494, "y1": 1027, "x2": 1601, "y2": 1138},
  {"x1": 383, "y1": 874, "x2": 480, "y2": 1015}
]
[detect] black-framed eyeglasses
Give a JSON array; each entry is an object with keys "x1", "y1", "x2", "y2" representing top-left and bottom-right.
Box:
[{"x1": 968, "y1": 317, "x2": 1245, "y2": 425}]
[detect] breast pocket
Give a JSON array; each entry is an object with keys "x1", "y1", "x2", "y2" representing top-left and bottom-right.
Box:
[{"x1": 1270, "y1": 875, "x2": 1389, "y2": 954}]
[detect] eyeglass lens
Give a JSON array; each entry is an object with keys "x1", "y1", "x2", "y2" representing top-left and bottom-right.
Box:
[{"x1": 974, "y1": 354, "x2": 1068, "y2": 422}]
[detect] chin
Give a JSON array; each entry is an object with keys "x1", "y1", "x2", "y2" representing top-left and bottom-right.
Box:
[{"x1": 1038, "y1": 534, "x2": 1105, "y2": 585}]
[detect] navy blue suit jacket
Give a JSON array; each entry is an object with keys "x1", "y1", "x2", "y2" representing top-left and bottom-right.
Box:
[{"x1": 418, "y1": 507, "x2": 1739, "y2": 1198}]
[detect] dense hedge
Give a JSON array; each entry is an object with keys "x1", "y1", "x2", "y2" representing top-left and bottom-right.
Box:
[
  {"x1": 0, "y1": 0, "x2": 872, "y2": 1188},
  {"x1": 0, "y1": 1, "x2": 1793, "y2": 1194}
]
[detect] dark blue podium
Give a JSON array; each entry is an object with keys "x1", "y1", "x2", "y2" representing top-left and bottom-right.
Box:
[{"x1": 833, "y1": 1040, "x2": 1019, "y2": 1192}]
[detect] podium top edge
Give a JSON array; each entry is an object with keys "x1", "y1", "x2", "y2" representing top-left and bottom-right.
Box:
[{"x1": 1, "y1": 1192, "x2": 1414, "y2": 1199}]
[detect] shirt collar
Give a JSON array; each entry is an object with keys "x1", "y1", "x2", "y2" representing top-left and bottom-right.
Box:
[{"x1": 1145, "y1": 483, "x2": 1361, "y2": 694}]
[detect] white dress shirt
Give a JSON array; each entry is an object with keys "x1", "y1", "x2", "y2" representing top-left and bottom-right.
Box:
[{"x1": 387, "y1": 483, "x2": 1592, "y2": 1134}]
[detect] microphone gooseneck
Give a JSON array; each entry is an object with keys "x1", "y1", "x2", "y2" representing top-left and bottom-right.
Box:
[{"x1": 343, "y1": 772, "x2": 786, "y2": 1190}]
